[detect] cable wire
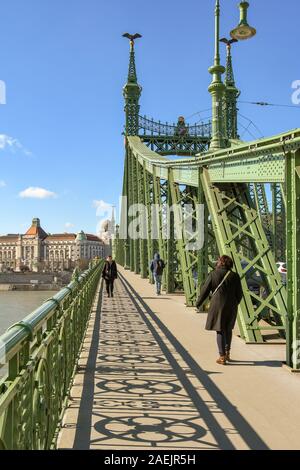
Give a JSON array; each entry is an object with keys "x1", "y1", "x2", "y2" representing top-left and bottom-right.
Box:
[
  {"x1": 185, "y1": 108, "x2": 213, "y2": 120},
  {"x1": 238, "y1": 100, "x2": 300, "y2": 109},
  {"x1": 238, "y1": 118, "x2": 261, "y2": 140},
  {"x1": 238, "y1": 112, "x2": 265, "y2": 138}
]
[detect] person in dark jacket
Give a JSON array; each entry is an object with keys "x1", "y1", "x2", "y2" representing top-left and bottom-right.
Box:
[
  {"x1": 150, "y1": 253, "x2": 165, "y2": 295},
  {"x1": 196, "y1": 255, "x2": 243, "y2": 365},
  {"x1": 102, "y1": 255, "x2": 118, "y2": 298}
]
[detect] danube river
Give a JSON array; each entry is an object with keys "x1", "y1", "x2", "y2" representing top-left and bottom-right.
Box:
[{"x1": 0, "y1": 291, "x2": 51, "y2": 336}]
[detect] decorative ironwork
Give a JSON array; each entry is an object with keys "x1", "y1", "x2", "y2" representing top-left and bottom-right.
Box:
[
  {"x1": 138, "y1": 115, "x2": 212, "y2": 138},
  {"x1": 221, "y1": 38, "x2": 239, "y2": 140},
  {"x1": 142, "y1": 136, "x2": 209, "y2": 156},
  {"x1": 123, "y1": 37, "x2": 142, "y2": 136},
  {"x1": 0, "y1": 260, "x2": 103, "y2": 449}
]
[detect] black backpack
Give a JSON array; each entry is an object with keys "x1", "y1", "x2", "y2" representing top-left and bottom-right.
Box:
[{"x1": 155, "y1": 259, "x2": 165, "y2": 275}]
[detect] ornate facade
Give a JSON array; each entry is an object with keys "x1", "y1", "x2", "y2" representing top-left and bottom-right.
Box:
[{"x1": 0, "y1": 218, "x2": 105, "y2": 273}]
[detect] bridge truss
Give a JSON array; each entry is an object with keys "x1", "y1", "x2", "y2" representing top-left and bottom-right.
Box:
[{"x1": 116, "y1": 14, "x2": 300, "y2": 369}]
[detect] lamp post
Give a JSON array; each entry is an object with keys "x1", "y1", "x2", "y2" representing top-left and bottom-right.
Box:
[
  {"x1": 208, "y1": 0, "x2": 226, "y2": 151},
  {"x1": 208, "y1": 0, "x2": 256, "y2": 151}
]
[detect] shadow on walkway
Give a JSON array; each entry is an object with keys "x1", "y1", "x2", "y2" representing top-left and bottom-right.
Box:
[{"x1": 66, "y1": 274, "x2": 269, "y2": 450}]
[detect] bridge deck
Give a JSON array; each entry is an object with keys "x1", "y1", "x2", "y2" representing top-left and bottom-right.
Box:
[{"x1": 58, "y1": 268, "x2": 300, "y2": 450}]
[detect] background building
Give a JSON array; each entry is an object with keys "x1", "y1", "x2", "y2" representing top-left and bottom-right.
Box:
[
  {"x1": 0, "y1": 218, "x2": 105, "y2": 273},
  {"x1": 98, "y1": 206, "x2": 116, "y2": 257}
]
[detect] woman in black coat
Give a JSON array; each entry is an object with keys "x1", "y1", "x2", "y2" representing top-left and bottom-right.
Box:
[
  {"x1": 196, "y1": 255, "x2": 243, "y2": 365},
  {"x1": 102, "y1": 256, "x2": 118, "y2": 298}
]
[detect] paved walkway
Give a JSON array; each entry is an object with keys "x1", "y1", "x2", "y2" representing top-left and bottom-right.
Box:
[{"x1": 58, "y1": 267, "x2": 300, "y2": 450}]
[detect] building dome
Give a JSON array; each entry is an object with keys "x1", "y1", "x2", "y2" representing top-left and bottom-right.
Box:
[
  {"x1": 101, "y1": 219, "x2": 110, "y2": 233},
  {"x1": 76, "y1": 230, "x2": 87, "y2": 242}
]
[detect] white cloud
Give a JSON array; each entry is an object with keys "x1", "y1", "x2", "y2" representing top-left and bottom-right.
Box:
[
  {"x1": 19, "y1": 187, "x2": 57, "y2": 199},
  {"x1": 0, "y1": 180, "x2": 6, "y2": 188},
  {"x1": 65, "y1": 222, "x2": 74, "y2": 229},
  {"x1": 0, "y1": 135, "x2": 16, "y2": 149},
  {"x1": 93, "y1": 199, "x2": 113, "y2": 217},
  {"x1": 0, "y1": 134, "x2": 32, "y2": 156}
]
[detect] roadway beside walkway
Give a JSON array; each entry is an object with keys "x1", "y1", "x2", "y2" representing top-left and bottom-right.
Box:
[{"x1": 58, "y1": 267, "x2": 300, "y2": 450}]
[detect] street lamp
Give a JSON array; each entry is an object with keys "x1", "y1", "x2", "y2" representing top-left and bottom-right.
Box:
[{"x1": 230, "y1": 2, "x2": 256, "y2": 41}]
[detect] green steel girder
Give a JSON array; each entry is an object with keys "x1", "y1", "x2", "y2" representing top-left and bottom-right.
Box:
[
  {"x1": 167, "y1": 130, "x2": 300, "y2": 183},
  {"x1": 152, "y1": 168, "x2": 168, "y2": 289},
  {"x1": 137, "y1": 158, "x2": 148, "y2": 278},
  {"x1": 132, "y1": 151, "x2": 140, "y2": 274},
  {"x1": 116, "y1": 133, "x2": 300, "y2": 360},
  {"x1": 286, "y1": 150, "x2": 300, "y2": 369},
  {"x1": 248, "y1": 183, "x2": 256, "y2": 206},
  {"x1": 141, "y1": 135, "x2": 209, "y2": 156},
  {"x1": 143, "y1": 164, "x2": 155, "y2": 284},
  {"x1": 198, "y1": 169, "x2": 209, "y2": 291},
  {"x1": 127, "y1": 149, "x2": 135, "y2": 272},
  {"x1": 198, "y1": 153, "x2": 286, "y2": 184},
  {"x1": 253, "y1": 183, "x2": 273, "y2": 249},
  {"x1": 127, "y1": 133, "x2": 300, "y2": 185},
  {"x1": 166, "y1": 169, "x2": 176, "y2": 293},
  {"x1": 272, "y1": 183, "x2": 286, "y2": 262},
  {"x1": 201, "y1": 168, "x2": 287, "y2": 342},
  {"x1": 168, "y1": 172, "x2": 200, "y2": 306}
]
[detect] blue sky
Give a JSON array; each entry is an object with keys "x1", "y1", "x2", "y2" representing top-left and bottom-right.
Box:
[{"x1": 0, "y1": 0, "x2": 299, "y2": 235}]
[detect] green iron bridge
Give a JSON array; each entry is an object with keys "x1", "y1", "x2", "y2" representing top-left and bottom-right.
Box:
[
  {"x1": 115, "y1": 2, "x2": 296, "y2": 364},
  {"x1": 0, "y1": 0, "x2": 299, "y2": 450}
]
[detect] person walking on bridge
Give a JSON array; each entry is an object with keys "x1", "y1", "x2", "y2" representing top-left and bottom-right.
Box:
[
  {"x1": 196, "y1": 255, "x2": 243, "y2": 365},
  {"x1": 150, "y1": 253, "x2": 165, "y2": 296},
  {"x1": 102, "y1": 255, "x2": 118, "y2": 298}
]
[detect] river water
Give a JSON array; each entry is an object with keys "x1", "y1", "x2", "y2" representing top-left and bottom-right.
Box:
[{"x1": 0, "y1": 291, "x2": 52, "y2": 336}]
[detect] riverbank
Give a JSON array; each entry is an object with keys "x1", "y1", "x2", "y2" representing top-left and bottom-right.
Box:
[
  {"x1": 0, "y1": 272, "x2": 72, "y2": 291},
  {"x1": 0, "y1": 284, "x2": 59, "y2": 291}
]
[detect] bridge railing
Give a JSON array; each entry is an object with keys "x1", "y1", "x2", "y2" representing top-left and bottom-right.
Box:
[
  {"x1": 138, "y1": 115, "x2": 212, "y2": 137},
  {"x1": 0, "y1": 259, "x2": 104, "y2": 450}
]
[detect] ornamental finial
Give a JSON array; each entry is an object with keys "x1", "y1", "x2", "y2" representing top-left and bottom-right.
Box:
[
  {"x1": 122, "y1": 33, "x2": 142, "y2": 50},
  {"x1": 122, "y1": 33, "x2": 142, "y2": 83}
]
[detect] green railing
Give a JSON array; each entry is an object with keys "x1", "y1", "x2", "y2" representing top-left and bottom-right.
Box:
[{"x1": 0, "y1": 259, "x2": 103, "y2": 450}]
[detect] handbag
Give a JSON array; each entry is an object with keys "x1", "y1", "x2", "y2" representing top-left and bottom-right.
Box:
[{"x1": 203, "y1": 270, "x2": 231, "y2": 311}]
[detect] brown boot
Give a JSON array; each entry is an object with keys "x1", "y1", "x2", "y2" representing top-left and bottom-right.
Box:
[
  {"x1": 216, "y1": 355, "x2": 227, "y2": 365},
  {"x1": 225, "y1": 350, "x2": 231, "y2": 361}
]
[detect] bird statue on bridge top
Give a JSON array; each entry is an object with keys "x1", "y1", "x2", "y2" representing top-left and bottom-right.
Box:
[
  {"x1": 122, "y1": 33, "x2": 142, "y2": 46},
  {"x1": 220, "y1": 37, "x2": 238, "y2": 49}
]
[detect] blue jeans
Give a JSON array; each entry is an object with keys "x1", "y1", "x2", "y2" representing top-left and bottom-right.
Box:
[{"x1": 154, "y1": 274, "x2": 162, "y2": 294}]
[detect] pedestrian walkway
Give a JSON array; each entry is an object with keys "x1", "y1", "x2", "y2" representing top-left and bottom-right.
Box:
[{"x1": 58, "y1": 267, "x2": 300, "y2": 450}]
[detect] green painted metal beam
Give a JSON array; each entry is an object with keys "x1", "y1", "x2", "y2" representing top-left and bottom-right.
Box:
[
  {"x1": 127, "y1": 134, "x2": 300, "y2": 185},
  {"x1": 253, "y1": 183, "x2": 273, "y2": 248},
  {"x1": 168, "y1": 171, "x2": 200, "y2": 306},
  {"x1": 272, "y1": 183, "x2": 286, "y2": 262},
  {"x1": 201, "y1": 168, "x2": 287, "y2": 342},
  {"x1": 286, "y1": 150, "x2": 300, "y2": 369}
]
